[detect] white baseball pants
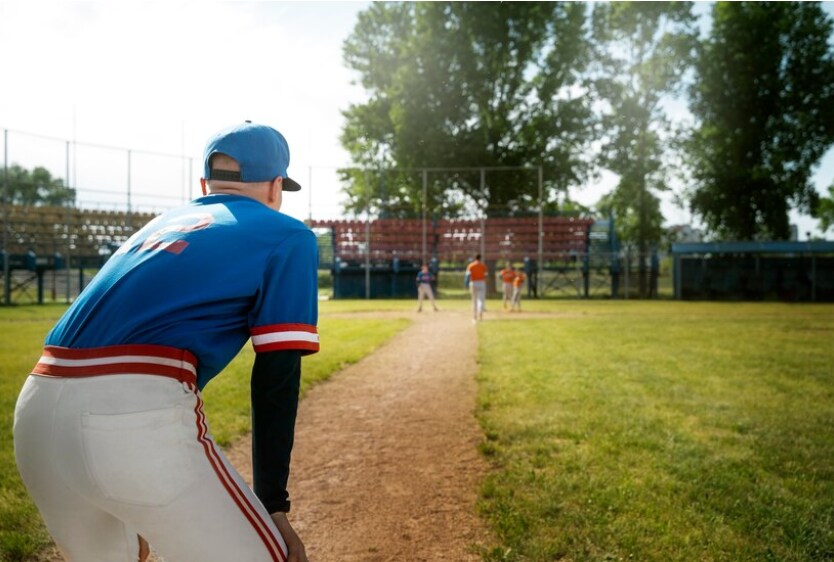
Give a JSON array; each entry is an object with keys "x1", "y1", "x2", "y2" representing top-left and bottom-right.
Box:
[
  {"x1": 469, "y1": 280, "x2": 486, "y2": 320},
  {"x1": 511, "y1": 285, "x2": 523, "y2": 311},
  {"x1": 417, "y1": 283, "x2": 437, "y2": 310},
  {"x1": 14, "y1": 346, "x2": 288, "y2": 562},
  {"x1": 502, "y1": 282, "x2": 513, "y2": 307}
]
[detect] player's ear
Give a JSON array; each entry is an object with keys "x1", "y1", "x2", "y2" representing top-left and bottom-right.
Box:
[
  {"x1": 200, "y1": 178, "x2": 208, "y2": 196},
  {"x1": 268, "y1": 177, "x2": 283, "y2": 203}
]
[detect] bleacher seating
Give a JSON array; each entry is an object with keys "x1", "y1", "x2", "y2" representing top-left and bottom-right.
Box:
[
  {"x1": 310, "y1": 216, "x2": 595, "y2": 266},
  {"x1": 4, "y1": 204, "x2": 157, "y2": 258}
]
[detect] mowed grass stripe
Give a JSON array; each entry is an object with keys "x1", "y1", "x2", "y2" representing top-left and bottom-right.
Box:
[{"x1": 476, "y1": 302, "x2": 834, "y2": 562}]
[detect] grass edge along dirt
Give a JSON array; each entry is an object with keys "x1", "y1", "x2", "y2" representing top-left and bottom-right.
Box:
[
  {"x1": 474, "y1": 301, "x2": 834, "y2": 562},
  {"x1": 0, "y1": 302, "x2": 410, "y2": 562}
]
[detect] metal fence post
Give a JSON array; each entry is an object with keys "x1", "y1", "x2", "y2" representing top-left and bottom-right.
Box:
[
  {"x1": 422, "y1": 169, "x2": 427, "y2": 264},
  {"x1": 2, "y1": 129, "x2": 8, "y2": 305},
  {"x1": 479, "y1": 168, "x2": 486, "y2": 260},
  {"x1": 65, "y1": 140, "x2": 72, "y2": 303},
  {"x1": 126, "y1": 149, "x2": 132, "y2": 221},
  {"x1": 364, "y1": 169, "x2": 371, "y2": 300},
  {"x1": 538, "y1": 165, "x2": 543, "y2": 298}
]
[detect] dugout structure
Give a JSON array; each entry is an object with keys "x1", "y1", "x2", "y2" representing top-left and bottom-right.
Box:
[
  {"x1": 672, "y1": 241, "x2": 834, "y2": 302},
  {"x1": 310, "y1": 215, "x2": 620, "y2": 299}
]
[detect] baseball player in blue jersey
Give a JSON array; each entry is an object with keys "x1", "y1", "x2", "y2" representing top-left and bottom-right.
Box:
[
  {"x1": 13, "y1": 122, "x2": 317, "y2": 562},
  {"x1": 415, "y1": 263, "x2": 439, "y2": 312}
]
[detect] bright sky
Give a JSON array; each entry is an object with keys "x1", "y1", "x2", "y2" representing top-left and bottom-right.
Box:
[
  {"x1": 0, "y1": 1, "x2": 831, "y2": 239},
  {"x1": 0, "y1": 1, "x2": 370, "y2": 220}
]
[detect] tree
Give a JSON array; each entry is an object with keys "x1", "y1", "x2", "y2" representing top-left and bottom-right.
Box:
[
  {"x1": 686, "y1": 1, "x2": 834, "y2": 240},
  {"x1": 2, "y1": 164, "x2": 75, "y2": 207},
  {"x1": 590, "y1": 1, "x2": 697, "y2": 297},
  {"x1": 340, "y1": 1, "x2": 596, "y2": 219},
  {"x1": 814, "y1": 182, "x2": 834, "y2": 233}
]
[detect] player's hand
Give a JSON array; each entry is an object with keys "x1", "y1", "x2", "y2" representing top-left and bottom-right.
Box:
[
  {"x1": 271, "y1": 512, "x2": 308, "y2": 562},
  {"x1": 138, "y1": 535, "x2": 150, "y2": 562}
]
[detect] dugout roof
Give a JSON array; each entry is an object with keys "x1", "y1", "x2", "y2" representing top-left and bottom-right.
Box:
[{"x1": 672, "y1": 241, "x2": 834, "y2": 255}]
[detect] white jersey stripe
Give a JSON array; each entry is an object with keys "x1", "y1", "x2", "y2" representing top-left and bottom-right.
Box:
[
  {"x1": 251, "y1": 331, "x2": 320, "y2": 347},
  {"x1": 37, "y1": 354, "x2": 198, "y2": 376}
]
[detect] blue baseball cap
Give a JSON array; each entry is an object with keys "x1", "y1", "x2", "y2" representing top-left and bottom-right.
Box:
[{"x1": 203, "y1": 121, "x2": 301, "y2": 191}]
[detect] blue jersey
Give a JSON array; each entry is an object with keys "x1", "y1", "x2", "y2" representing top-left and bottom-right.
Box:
[{"x1": 46, "y1": 194, "x2": 319, "y2": 389}]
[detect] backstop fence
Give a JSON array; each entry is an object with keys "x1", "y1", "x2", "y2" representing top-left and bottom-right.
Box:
[
  {"x1": 3, "y1": 126, "x2": 670, "y2": 304},
  {"x1": 309, "y1": 216, "x2": 633, "y2": 299}
]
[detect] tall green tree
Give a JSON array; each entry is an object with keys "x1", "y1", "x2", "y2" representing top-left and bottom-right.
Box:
[
  {"x1": 340, "y1": 1, "x2": 595, "y2": 218},
  {"x1": 687, "y1": 1, "x2": 834, "y2": 240},
  {"x1": 814, "y1": 182, "x2": 834, "y2": 233},
  {"x1": 591, "y1": 1, "x2": 697, "y2": 297},
  {"x1": 2, "y1": 164, "x2": 75, "y2": 207}
]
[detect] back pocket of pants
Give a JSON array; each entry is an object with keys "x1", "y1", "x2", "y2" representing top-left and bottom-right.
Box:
[{"x1": 81, "y1": 406, "x2": 195, "y2": 507}]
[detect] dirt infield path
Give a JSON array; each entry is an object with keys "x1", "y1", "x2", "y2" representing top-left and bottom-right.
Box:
[
  {"x1": 245, "y1": 308, "x2": 493, "y2": 561},
  {"x1": 38, "y1": 309, "x2": 492, "y2": 562}
]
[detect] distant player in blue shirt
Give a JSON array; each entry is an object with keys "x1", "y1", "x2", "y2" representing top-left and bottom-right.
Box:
[
  {"x1": 415, "y1": 263, "x2": 439, "y2": 312},
  {"x1": 14, "y1": 122, "x2": 317, "y2": 562}
]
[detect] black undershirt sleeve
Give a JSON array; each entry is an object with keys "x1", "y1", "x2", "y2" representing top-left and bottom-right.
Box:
[{"x1": 251, "y1": 349, "x2": 302, "y2": 514}]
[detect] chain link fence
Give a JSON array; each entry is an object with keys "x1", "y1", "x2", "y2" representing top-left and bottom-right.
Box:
[{"x1": 2, "y1": 127, "x2": 675, "y2": 303}]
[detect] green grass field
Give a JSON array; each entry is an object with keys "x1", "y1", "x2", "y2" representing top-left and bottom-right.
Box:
[
  {"x1": 0, "y1": 306, "x2": 66, "y2": 561},
  {"x1": 1, "y1": 299, "x2": 833, "y2": 561},
  {"x1": 476, "y1": 301, "x2": 834, "y2": 561}
]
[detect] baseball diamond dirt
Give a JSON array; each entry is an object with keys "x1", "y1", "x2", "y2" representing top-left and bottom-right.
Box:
[{"x1": 37, "y1": 309, "x2": 494, "y2": 562}]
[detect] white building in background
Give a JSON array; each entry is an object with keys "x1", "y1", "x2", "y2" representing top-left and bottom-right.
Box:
[{"x1": 668, "y1": 224, "x2": 704, "y2": 243}]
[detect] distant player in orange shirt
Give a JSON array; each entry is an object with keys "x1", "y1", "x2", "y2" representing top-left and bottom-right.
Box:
[
  {"x1": 499, "y1": 263, "x2": 516, "y2": 309},
  {"x1": 511, "y1": 268, "x2": 526, "y2": 312},
  {"x1": 466, "y1": 254, "x2": 488, "y2": 322}
]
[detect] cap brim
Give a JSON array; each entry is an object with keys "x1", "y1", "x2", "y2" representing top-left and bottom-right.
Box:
[{"x1": 283, "y1": 177, "x2": 302, "y2": 192}]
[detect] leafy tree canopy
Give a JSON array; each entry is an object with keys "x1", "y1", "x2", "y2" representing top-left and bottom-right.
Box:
[
  {"x1": 686, "y1": 1, "x2": 834, "y2": 240},
  {"x1": 590, "y1": 1, "x2": 697, "y2": 252},
  {"x1": 340, "y1": 1, "x2": 596, "y2": 218},
  {"x1": 814, "y1": 182, "x2": 834, "y2": 233},
  {"x1": 2, "y1": 164, "x2": 75, "y2": 207}
]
